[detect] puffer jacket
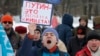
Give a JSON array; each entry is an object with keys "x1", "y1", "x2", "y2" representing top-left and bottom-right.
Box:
[{"x1": 75, "y1": 46, "x2": 91, "y2": 56}]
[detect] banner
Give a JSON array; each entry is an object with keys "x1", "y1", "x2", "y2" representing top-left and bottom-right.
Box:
[
  {"x1": 0, "y1": 24, "x2": 14, "y2": 56},
  {"x1": 47, "y1": 0, "x2": 61, "y2": 5},
  {"x1": 51, "y1": 16, "x2": 59, "y2": 28},
  {"x1": 21, "y1": 1, "x2": 53, "y2": 25}
]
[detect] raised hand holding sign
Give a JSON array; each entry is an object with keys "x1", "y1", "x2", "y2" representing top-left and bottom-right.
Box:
[{"x1": 28, "y1": 23, "x2": 37, "y2": 35}]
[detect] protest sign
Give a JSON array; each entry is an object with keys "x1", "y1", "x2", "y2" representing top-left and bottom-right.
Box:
[{"x1": 21, "y1": 1, "x2": 53, "y2": 25}]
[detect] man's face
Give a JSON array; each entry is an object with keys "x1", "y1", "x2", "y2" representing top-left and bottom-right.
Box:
[
  {"x1": 87, "y1": 39, "x2": 100, "y2": 52},
  {"x1": 33, "y1": 30, "x2": 41, "y2": 41},
  {"x1": 80, "y1": 19, "x2": 87, "y2": 27},
  {"x1": 2, "y1": 21, "x2": 13, "y2": 30},
  {"x1": 42, "y1": 32, "x2": 57, "y2": 49}
]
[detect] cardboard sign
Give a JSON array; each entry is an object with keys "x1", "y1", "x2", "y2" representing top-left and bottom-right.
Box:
[
  {"x1": 0, "y1": 24, "x2": 14, "y2": 56},
  {"x1": 21, "y1": 1, "x2": 53, "y2": 25}
]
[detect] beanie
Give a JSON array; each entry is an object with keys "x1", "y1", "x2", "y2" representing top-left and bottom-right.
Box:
[
  {"x1": 1, "y1": 15, "x2": 13, "y2": 23},
  {"x1": 35, "y1": 25, "x2": 42, "y2": 34},
  {"x1": 87, "y1": 31, "x2": 100, "y2": 42},
  {"x1": 42, "y1": 28, "x2": 59, "y2": 40},
  {"x1": 15, "y1": 26, "x2": 27, "y2": 34},
  {"x1": 77, "y1": 26, "x2": 86, "y2": 35}
]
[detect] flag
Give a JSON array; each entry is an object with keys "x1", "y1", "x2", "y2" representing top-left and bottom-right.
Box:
[
  {"x1": 47, "y1": 0, "x2": 61, "y2": 5},
  {"x1": 0, "y1": 24, "x2": 14, "y2": 56},
  {"x1": 51, "y1": 16, "x2": 59, "y2": 28}
]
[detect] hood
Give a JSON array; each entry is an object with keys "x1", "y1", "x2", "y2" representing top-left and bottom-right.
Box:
[{"x1": 62, "y1": 14, "x2": 73, "y2": 28}]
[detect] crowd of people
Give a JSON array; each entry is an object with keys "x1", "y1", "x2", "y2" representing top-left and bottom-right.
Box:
[{"x1": 0, "y1": 13, "x2": 100, "y2": 56}]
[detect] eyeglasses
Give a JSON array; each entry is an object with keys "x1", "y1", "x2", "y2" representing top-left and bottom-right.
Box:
[{"x1": 3, "y1": 21, "x2": 12, "y2": 24}]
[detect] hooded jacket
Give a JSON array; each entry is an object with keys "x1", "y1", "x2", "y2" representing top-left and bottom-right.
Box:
[{"x1": 56, "y1": 14, "x2": 73, "y2": 47}]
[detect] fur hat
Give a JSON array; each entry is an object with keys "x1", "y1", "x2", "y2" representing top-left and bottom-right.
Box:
[
  {"x1": 87, "y1": 31, "x2": 100, "y2": 42},
  {"x1": 79, "y1": 15, "x2": 88, "y2": 23},
  {"x1": 93, "y1": 16, "x2": 100, "y2": 26},
  {"x1": 15, "y1": 26, "x2": 27, "y2": 34},
  {"x1": 77, "y1": 26, "x2": 86, "y2": 35},
  {"x1": 42, "y1": 28, "x2": 59, "y2": 40},
  {"x1": 1, "y1": 15, "x2": 13, "y2": 23}
]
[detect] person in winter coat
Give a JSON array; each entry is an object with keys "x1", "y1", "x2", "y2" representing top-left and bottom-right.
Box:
[
  {"x1": 19, "y1": 23, "x2": 70, "y2": 56},
  {"x1": 1, "y1": 14, "x2": 20, "y2": 53},
  {"x1": 73, "y1": 15, "x2": 92, "y2": 36},
  {"x1": 42, "y1": 25, "x2": 67, "y2": 52},
  {"x1": 17, "y1": 24, "x2": 42, "y2": 56},
  {"x1": 56, "y1": 14, "x2": 73, "y2": 48},
  {"x1": 67, "y1": 26, "x2": 87, "y2": 56},
  {"x1": 76, "y1": 30, "x2": 100, "y2": 56},
  {"x1": 15, "y1": 26, "x2": 27, "y2": 48},
  {"x1": 32, "y1": 25, "x2": 42, "y2": 48},
  {"x1": 93, "y1": 16, "x2": 100, "y2": 35}
]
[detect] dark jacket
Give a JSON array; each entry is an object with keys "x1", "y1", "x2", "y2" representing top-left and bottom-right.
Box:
[
  {"x1": 7, "y1": 28, "x2": 20, "y2": 51},
  {"x1": 32, "y1": 39, "x2": 42, "y2": 48},
  {"x1": 17, "y1": 35, "x2": 42, "y2": 56},
  {"x1": 93, "y1": 24, "x2": 100, "y2": 36},
  {"x1": 67, "y1": 36, "x2": 87, "y2": 56},
  {"x1": 18, "y1": 35, "x2": 70, "y2": 56},
  {"x1": 35, "y1": 47, "x2": 70, "y2": 56},
  {"x1": 56, "y1": 14, "x2": 73, "y2": 47}
]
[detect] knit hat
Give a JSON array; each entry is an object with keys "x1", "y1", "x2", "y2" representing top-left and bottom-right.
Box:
[
  {"x1": 1, "y1": 15, "x2": 13, "y2": 23},
  {"x1": 79, "y1": 15, "x2": 88, "y2": 24},
  {"x1": 93, "y1": 16, "x2": 100, "y2": 26},
  {"x1": 42, "y1": 28, "x2": 59, "y2": 40},
  {"x1": 87, "y1": 31, "x2": 100, "y2": 42},
  {"x1": 15, "y1": 26, "x2": 27, "y2": 34},
  {"x1": 35, "y1": 25, "x2": 42, "y2": 34},
  {"x1": 77, "y1": 26, "x2": 86, "y2": 35}
]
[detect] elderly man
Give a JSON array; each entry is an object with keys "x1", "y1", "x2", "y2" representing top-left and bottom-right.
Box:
[{"x1": 76, "y1": 31, "x2": 100, "y2": 56}]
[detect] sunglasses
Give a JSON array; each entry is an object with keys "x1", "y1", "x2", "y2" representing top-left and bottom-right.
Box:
[{"x1": 3, "y1": 21, "x2": 12, "y2": 24}]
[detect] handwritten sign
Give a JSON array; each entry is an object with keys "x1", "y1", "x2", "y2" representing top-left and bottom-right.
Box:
[{"x1": 21, "y1": 1, "x2": 53, "y2": 25}]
